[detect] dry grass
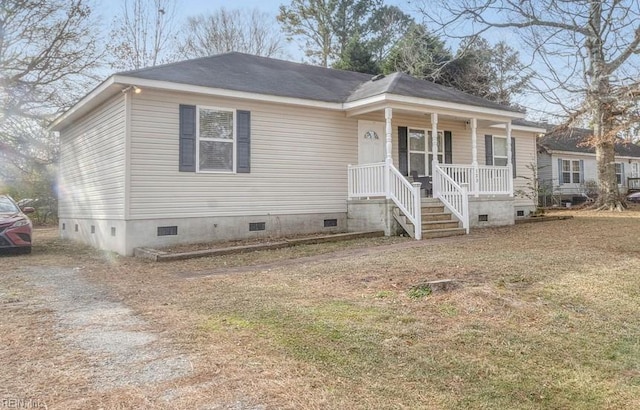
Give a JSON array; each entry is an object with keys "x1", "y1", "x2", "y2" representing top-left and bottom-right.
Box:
[{"x1": 2, "y1": 210, "x2": 640, "y2": 409}]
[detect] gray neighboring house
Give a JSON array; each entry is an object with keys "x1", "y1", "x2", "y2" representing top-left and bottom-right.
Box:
[
  {"x1": 538, "y1": 128, "x2": 640, "y2": 204},
  {"x1": 52, "y1": 53, "x2": 544, "y2": 255}
]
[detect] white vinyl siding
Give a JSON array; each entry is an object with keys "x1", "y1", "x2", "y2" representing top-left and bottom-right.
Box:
[
  {"x1": 129, "y1": 89, "x2": 357, "y2": 219},
  {"x1": 58, "y1": 94, "x2": 126, "y2": 219}
]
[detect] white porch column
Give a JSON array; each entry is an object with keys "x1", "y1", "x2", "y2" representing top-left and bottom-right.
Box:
[
  {"x1": 385, "y1": 107, "x2": 393, "y2": 199},
  {"x1": 431, "y1": 113, "x2": 439, "y2": 197},
  {"x1": 470, "y1": 118, "x2": 479, "y2": 197},
  {"x1": 385, "y1": 107, "x2": 393, "y2": 164},
  {"x1": 506, "y1": 121, "x2": 514, "y2": 197},
  {"x1": 431, "y1": 113, "x2": 438, "y2": 171}
]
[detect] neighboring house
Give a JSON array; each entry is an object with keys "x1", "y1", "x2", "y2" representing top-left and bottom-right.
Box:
[
  {"x1": 51, "y1": 53, "x2": 545, "y2": 255},
  {"x1": 538, "y1": 128, "x2": 640, "y2": 205}
]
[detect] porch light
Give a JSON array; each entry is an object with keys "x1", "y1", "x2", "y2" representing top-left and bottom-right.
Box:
[{"x1": 121, "y1": 85, "x2": 142, "y2": 94}]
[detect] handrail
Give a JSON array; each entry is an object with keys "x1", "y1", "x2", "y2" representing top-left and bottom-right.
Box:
[
  {"x1": 433, "y1": 164, "x2": 469, "y2": 233},
  {"x1": 348, "y1": 162, "x2": 421, "y2": 240},
  {"x1": 387, "y1": 164, "x2": 422, "y2": 240}
]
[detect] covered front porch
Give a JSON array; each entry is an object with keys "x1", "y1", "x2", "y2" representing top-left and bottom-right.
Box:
[{"x1": 346, "y1": 103, "x2": 523, "y2": 240}]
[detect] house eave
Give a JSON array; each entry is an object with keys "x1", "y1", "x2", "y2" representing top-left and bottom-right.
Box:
[
  {"x1": 543, "y1": 148, "x2": 640, "y2": 160},
  {"x1": 53, "y1": 75, "x2": 530, "y2": 132},
  {"x1": 343, "y1": 93, "x2": 525, "y2": 122},
  {"x1": 50, "y1": 77, "x2": 121, "y2": 131}
]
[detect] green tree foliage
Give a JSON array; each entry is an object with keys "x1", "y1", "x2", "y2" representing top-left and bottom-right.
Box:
[
  {"x1": 384, "y1": 26, "x2": 529, "y2": 106},
  {"x1": 332, "y1": 35, "x2": 380, "y2": 74},
  {"x1": 382, "y1": 24, "x2": 454, "y2": 82},
  {"x1": 278, "y1": 0, "x2": 412, "y2": 67}
]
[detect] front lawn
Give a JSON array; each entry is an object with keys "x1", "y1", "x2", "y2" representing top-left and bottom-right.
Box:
[{"x1": 2, "y1": 209, "x2": 640, "y2": 409}]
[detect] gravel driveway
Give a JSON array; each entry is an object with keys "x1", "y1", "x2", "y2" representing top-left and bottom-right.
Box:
[{"x1": 13, "y1": 265, "x2": 192, "y2": 391}]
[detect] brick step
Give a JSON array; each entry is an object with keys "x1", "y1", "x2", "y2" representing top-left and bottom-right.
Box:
[
  {"x1": 422, "y1": 220, "x2": 460, "y2": 230},
  {"x1": 422, "y1": 228, "x2": 467, "y2": 239}
]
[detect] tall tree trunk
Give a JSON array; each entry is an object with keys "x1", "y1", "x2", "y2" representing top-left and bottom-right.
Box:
[{"x1": 595, "y1": 140, "x2": 622, "y2": 209}]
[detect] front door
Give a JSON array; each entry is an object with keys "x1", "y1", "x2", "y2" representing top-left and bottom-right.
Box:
[{"x1": 358, "y1": 120, "x2": 385, "y2": 164}]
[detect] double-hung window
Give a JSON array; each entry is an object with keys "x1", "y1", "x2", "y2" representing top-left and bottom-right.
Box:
[
  {"x1": 197, "y1": 107, "x2": 235, "y2": 172},
  {"x1": 615, "y1": 163, "x2": 623, "y2": 185},
  {"x1": 561, "y1": 159, "x2": 581, "y2": 184},
  {"x1": 492, "y1": 136, "x2": 508, "y2": 166},
  {"x1": 408, "y1": 128, "x2": 443, "y2": 176}
]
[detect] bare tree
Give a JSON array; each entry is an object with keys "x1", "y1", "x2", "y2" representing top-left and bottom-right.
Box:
[
  {"x1": 108, "y1": 0, "x2": 177, "y2": 70},
  {"x1": 178, "y1": 8, "x2": 283, "y2": 59},
  {"x1": 425, "y1": 1, "x2": 640, "y2": 210},
  {"x1": 0, "y1": 0, "x2": 100, "y2": 206}
]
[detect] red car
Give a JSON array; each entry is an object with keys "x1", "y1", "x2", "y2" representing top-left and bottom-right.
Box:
[{"x1": 0, "y1": 195, "x2": 35, "y2": 254}]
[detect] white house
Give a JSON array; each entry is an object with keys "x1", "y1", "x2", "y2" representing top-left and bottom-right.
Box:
[
  {"x1": 51, "y1": 53, "x2": 545, "y2": 255},
  {"x1": 538, "y1": 128, "x2": 640, "y2": 204}
]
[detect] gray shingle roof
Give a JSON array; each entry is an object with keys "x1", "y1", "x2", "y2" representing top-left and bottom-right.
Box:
[
  {"x1": 119, "y1": 52, "x2": 522, "y2": 113},
  {"x1": 539, "y1": 127, "x2": 640, "y2": 157},
  {"x1": 347, "y1": 72, "x2": 522, "y2": 113},
  {"x1": 119, "y1": 53, "x2": 371, "y2": 103}
]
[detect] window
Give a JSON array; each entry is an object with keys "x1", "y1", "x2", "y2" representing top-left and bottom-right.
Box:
[
  {"x1": 561, "y1": 159, "x2": 581, "y2": 184},
  {"x1": 408, "y1": 128, "x2": 443, "y2": 176},
  {"x1": 197, "y1": 107, "x2": 235, "y2": 172},
  {"x1": 615, "y1": 163, "x2": 623, "y2": 185},
  {"x1": 492, "y1": 136, "x2": 508, "y2": 166}
]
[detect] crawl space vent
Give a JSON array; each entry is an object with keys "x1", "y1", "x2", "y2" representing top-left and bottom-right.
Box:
[
  {"x1": 157, "y1": 226, "x2": 178, "y2": 236},
  {"x1": 478, "y1": 214, "x2": 489, "y2": 222},
  {"x1": 517, "y1": 210, "x2": 525, "y2": 217},
  {"x1": 324, "y1": 219, "x2": 338, "y2": 227},
  {"x1": 249, "y1": 222, "x2": 266, "y2": 231}
]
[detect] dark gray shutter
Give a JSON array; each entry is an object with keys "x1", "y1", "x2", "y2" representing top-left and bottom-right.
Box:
[
  {"x1": 558, "y1": 158, "x2": 563, "y2": 185},
  {"x1": 398, "y1": 126, "x2": 408, "y2": 176},
  {"x1": 179, "y1": 105, "x2": 196, "y2": 172},
  {"x1": 511, "y1": 137, "x2": 516, "y2": 178},
  {"x1": 621, "y1": 162, "x2": 625, "y2": 185},
  {"x1": 485, "y1": 135, "x2": 493, "y2": 165},
  {"x1": 236, "y1": 110, "x2": 251, "y2": 173},
  {"x1": 444, "y1": 131, "x2": 453, "y2": 164}
]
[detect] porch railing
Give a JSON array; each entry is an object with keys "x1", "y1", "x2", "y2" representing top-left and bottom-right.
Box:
[
  {"x1": 439, "y1": 164, "x2": 512, "y2": 196},
  {"x1": 433, "y1": 164, "x2": 469, "y2": 233},
  {"x1": 347, "y1": 162, "x2": 386, "y2": 197},
  {"x1": 348, "y1": 162, "x2": 422, "y2": 240}
]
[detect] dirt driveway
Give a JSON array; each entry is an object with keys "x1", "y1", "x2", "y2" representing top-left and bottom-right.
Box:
[{"x1": 2, "y1": 212, "x2": 640, "y2": 409}]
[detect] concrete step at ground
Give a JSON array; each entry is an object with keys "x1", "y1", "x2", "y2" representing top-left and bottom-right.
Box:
[
  {"x1": 421, "y1": 212, "x2": 454, "y2": 222},
  {"x1": 422, "y1": 228, "x2": 467, "y2": 239},
  {"x1": 422, "y1": 220, "x2": 460, "y2": 230}
]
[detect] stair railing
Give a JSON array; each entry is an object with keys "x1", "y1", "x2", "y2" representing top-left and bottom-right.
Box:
[{"x1": 433, "y1": 163, "x2": 469, "y2": 233}]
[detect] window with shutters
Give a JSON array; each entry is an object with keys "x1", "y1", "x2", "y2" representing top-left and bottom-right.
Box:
[
  {"x1": 197, "y1": 107, "x2": 235, "y2": 172},
  {"x1": 492, "y1": 136, "x2": 508, "y2": 166},
  {"x1": 561, "y1": 159, "x2": 581, "y2": 184}
]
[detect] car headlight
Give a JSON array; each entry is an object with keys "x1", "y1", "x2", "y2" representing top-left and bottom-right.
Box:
[{"x1": 11, "y1": 219, "x2": 31, "y2": 228}]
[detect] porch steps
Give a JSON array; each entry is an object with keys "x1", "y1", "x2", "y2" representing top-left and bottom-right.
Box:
[{"x1": 394, "y1": 198, "x2": 466, "y2": 239}]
